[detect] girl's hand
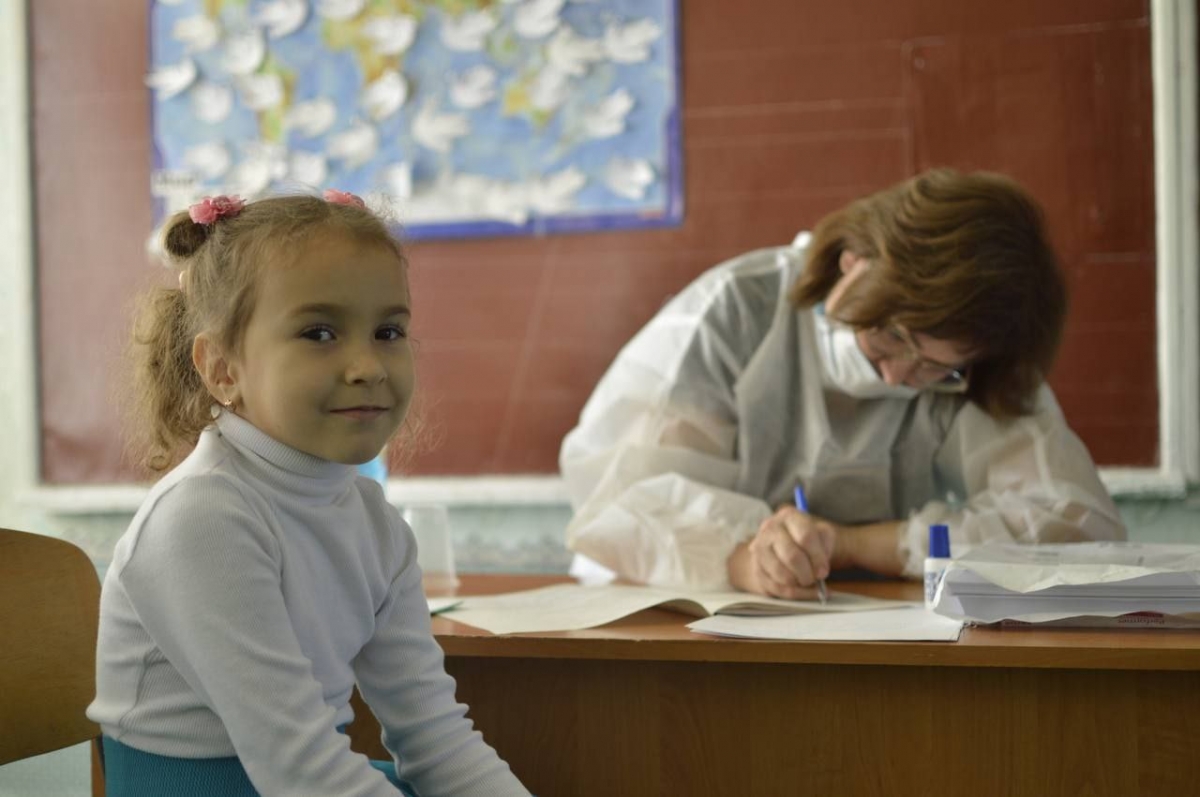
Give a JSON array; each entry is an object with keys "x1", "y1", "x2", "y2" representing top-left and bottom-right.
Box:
[{"x1": 727, "y1": 507, "x2": 838, "y2": 599}]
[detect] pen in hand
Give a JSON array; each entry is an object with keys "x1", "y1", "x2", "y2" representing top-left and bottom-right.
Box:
[{"x1": 793, "y1": 485, "x2": 828, "y2": 605}]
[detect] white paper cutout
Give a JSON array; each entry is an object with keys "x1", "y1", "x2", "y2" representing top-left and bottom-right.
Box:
[
  {"x1": 222, "y1": 28, "x2": 267, "y2": 76},
  {"x1": 583, "y1": 88, "x2": 634, "y2": 139},
  {"x1": 604, "y1": 18, "x2": 662, "y2": 63},
  {"x1": 316, "y1": 0, "x2": 365, "y2": 22},
  {"x1": 440, "y1": 9, "x2": 498, "y2": 52},
  {"x1": 190, "y1": 81, "x2": 234, "y2": 123},
  {"x1": 449, "y1": 66, "x2": 498, "y2": 109},
  {"x1": 183, "y1": 142, "x2": 233, "y2": 180},
  {"x1": 547, "y1": 26, "x2": 604, "y2": 76},
  {"x1": 382, "y1": 162, "x2": 413, "y2": 199},
  {"x1": 237, "y1": 73, "x2": 285, "y2": 111},
  {"x1": 604, "y1": 156, "x2": 655, "y2": 200},
  {"x1": 226, "y1": 141, "x2": 289, "y2": 197},
  {"x1": 288, "y1": 150, "x2": 329, "y2": 187},
  {"x1": 146, "y1": 57, "x2": 197, "y2": 99},
  {"x1": 531, "y1": 166, "x2": 586, "y2": 213},
  {"x1": 362, "y1": 69, "x2": 409, "y2": 121},
  {"x1": 257, "y1": 0, "x2": 309, "y2": 40},
  {"x1": 412, "y1": 102, "x2": 469, "y2": 153},
  {"x1": 173, "y1": 15, "x2": 221, "y2": 53},
  {"x1": 528, "y1": 67, "x2": 570, "y2": 113},
  {"x1": 326, "y1": 121, "x2": 380, "y2": 168},
  {"x1": 514, "y1": 0, "x2": 564, "y2": 39},
  {"x1": 285, "y1": 98, "x2": 338, "y2": 138},
  {"x1": 361, "y1": 14, "x2": 418, "y2": 56}
]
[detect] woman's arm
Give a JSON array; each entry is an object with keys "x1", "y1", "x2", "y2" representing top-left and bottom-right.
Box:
[{"x1": 897, "y1": 385, "x2": 1126, "y2": 577}]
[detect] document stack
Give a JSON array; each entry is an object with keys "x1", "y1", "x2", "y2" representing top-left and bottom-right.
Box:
[{"x1": 930, "y1": 542, "x2": 1200, "y2": 628}]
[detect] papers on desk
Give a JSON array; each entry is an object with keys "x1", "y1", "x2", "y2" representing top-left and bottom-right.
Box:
[
  {"x1": 440, "y1": 583, "x2": 908, "y2": 635},
  {"x1": 426, "y1": 596, "x2": 462, "y2": 615},
  {"x1": 932, "y1": 542, "x2": 1200, "y2": 628},
  {"x1": 688, "y1": 607, "x2": 964, "y2": 642}
]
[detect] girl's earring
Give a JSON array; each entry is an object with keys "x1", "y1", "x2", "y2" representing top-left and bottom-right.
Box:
[{"x1": 223, "y1": 398, "x2": 236, "y2": 411}]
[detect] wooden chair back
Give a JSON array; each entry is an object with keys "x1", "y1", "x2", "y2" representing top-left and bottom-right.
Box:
[{"x1": 0, "y1": 527, "x2": 102, "y2": 765}]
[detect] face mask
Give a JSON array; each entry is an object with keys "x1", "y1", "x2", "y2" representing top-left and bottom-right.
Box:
[{"x1": 813, "y1": 309, "x2": 917, "y2": 400}]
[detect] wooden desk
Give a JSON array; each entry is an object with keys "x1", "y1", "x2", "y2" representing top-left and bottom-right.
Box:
[{"x1": 347, "y1": 574, "x2": 1200, "y2": 797}]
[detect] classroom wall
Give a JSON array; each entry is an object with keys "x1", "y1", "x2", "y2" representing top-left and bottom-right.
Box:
[{"x1": 29, "y1": 0, "x2": 1158, "y2": 486}]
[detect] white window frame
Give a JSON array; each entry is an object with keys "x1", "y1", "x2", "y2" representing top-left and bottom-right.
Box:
[{"x1": 4, "y1": 1, "x2": 1196, "y2": 516}]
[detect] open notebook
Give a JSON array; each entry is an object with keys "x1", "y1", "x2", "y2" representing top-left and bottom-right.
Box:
[{"x1": 436, "y1": 583, "x2": 910, "y2": 635}]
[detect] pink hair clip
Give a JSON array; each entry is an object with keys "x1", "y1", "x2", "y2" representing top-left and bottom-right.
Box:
[
  {"x1": 323, "y1": 189, "x2": 366, "y2": 209},
  {"x1": 189, "y1": 195, "x2": 245, "y2": 225}
]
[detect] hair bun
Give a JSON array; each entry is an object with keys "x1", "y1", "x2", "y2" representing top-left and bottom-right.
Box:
[{"x1": 162, "y1": 211, "x2": 211, "y2": 259}]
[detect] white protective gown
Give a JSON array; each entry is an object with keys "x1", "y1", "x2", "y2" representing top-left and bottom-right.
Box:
[{"x1": 559, "y1": 238, "x2": 1126, "y2": 590}]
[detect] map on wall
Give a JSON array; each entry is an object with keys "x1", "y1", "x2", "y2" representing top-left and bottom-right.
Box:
[{"x1": 146, "y1": 0, "x2": 683, "y2": 239}]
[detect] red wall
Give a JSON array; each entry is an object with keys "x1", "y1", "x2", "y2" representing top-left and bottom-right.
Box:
[{"x1": 32, "y1": 1, "x2": 1155, "y2": 481}]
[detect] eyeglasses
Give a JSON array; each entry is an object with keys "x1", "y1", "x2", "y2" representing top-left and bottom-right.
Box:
[{"x1": 861, "y1": 325, "x2": 970, "y2": 393}]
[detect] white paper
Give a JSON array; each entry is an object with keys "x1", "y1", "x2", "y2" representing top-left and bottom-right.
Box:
[
  {"x1": 440, "y1": 583, "x2": 909, "y2": 635},
  {"x1": 427, "y1": 596, "x2": 463, "y2": 616},
  {"x1": 934, "y1": 541, "x2": 1200, "y2": 625},
  {"x1": 689, "y1": 607, "x2": 964, "y2": 642}
]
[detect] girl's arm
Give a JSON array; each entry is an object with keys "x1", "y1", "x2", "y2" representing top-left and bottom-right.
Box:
[{"x1": 353, "y1": 521, "x2": 530, "y2": 796}]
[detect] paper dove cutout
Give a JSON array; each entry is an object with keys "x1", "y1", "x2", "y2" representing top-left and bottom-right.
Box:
[
  {"x1": 289, "y1": 150, "x2": 329, "y2": 187},
  {"x1": 605, "y1": 156, "x2": 655, "y2": 200},
  {"x1": 237, "y1": 73, "x2": 285, "y2": 111},
  {"x1": 531, "y1": 166, "x2": 586, "y2": 213},
  {"x1": 382, "y1": 162, "x2": 413, "y2": 199},
  {"x1": 547, "y1": 26, "x2": 604, "y2": 76},
  {"x1": 317, "y1": 0, "x2": 365, "y2": 22},
  {"x1": 183, "y1": 143, "x2": 232, "y2": 180},
  {"x1": 583, "y1": 88, "x2": 635, "y2": 139},
  {"x1": 327, "y1": 121, "x2": 379, "y2": 168},
  {"x1": 440, "y1": 10, "x2": 498, "y2": 51},
  {"x1": 145, "y1": 57, "x2": 197, "y2": 100},
  {"x1": 362, "y1": 70, "x2": 409, "y2": 121},
  {"x1": 413, "y1": 103, "x2": 470, "y2": 153},
  {"x1": 285, "y1": 99, "x2": 338, "y2": 138},
  {"x1": 222, "y1": 28, "x2": 266, "y2": 76},
  {"x1": 190, "y1": 82, "x2": 234, "y2": 123},
  {"x1": 362, "y1": 14, "x2": 418, "y2": 56},
  {"x1": 257, "y1": 0, "x2": 309, "y2": 39},
  {"x1": 172, "y1": 15, "x2": 221, "y2": 53},
  {"x1": 528, "y1": 67, "x2": 570, "y2": 113},
  {"x1": 604, "y1": 19, "x2": 662, "y2": 63},
  {"x1": 450, "y1": 66, "x2": 498, "y2": 109},
  {"x1": 514, "y1": 0, "x2": 564, "y2": 39}
]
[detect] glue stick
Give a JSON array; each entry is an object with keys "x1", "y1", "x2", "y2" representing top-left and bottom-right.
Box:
[{"x1": 923, "y1": 524, "x2": 952, "y2": 609}]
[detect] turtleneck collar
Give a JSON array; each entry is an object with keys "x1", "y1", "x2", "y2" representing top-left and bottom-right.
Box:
[{"x1": 212, "y1": 411, "x2": 358, "y2": 502}]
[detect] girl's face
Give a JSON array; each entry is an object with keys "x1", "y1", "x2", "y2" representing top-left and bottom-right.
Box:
[{"x1": 224, "y1": 231, "x2": 415, "y2": 464}]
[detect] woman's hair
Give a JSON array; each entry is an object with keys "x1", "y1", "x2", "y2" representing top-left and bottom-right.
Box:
[
  {"x1": 790, "y1": 168, "x2": 1067, "y2": 419},
  {"x1": 127, "y1": 194, "x2": 408, "y2": 472}
]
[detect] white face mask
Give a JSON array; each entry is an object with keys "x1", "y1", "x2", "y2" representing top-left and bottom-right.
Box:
[{"x1": 813, "y1": 309, "x2": 917, "y2": 400}]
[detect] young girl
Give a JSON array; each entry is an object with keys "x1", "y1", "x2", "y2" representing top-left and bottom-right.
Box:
[{"x1": 88, "y1": 192, "x2": 531, "y2": 796}]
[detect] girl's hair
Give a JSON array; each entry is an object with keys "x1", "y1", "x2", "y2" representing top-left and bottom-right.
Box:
[
  {"x1": 789, "y1": 168, "x2": 1067, "y2": 419},
  {"x1": 128, "y1": 194, "x2": 408, "y2": 472}
]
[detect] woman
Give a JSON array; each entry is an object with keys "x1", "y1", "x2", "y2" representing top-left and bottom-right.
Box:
[{"x1": 559, "y1": 169, "x2": 1125, "y2": 599}]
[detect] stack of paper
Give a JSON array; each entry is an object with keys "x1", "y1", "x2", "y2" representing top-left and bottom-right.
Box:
[{"x1": 932, "y1": 542, "x2": 1200, "y2": 627}]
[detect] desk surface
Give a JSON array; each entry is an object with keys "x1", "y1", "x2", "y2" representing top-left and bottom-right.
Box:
[{"x1": 430, "y1": 574, "x2": 1200, "y2": 671}]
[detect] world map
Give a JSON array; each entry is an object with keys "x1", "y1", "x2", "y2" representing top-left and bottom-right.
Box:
[{"x1": 148, "y1": 0, "x2": 682, "y2": 239}]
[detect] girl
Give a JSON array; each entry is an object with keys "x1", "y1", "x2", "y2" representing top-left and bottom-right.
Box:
[
  {"x1": 88, "y1": 192, "x2": 531, "y2": 796},
  {"x1": 559, "y1": 169, "x2": 1125, "y2": 597}
]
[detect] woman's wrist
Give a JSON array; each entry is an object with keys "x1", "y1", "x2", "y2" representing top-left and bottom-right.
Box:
[{"x1": 832, "y1": 521, "x2": 906, "y2": 576}]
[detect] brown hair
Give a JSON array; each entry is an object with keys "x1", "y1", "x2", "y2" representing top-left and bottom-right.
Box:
[
  {"x1": 789, "y1": 168, "x2": 1066, "y2": 419},
  {"x1": 127, "y1": 194, "x2": 412, "y2": 472}
]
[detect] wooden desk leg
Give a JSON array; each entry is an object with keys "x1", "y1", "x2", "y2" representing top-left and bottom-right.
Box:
[{"x1": 91, "y1": 737, "x2": 105, "y2": 797}]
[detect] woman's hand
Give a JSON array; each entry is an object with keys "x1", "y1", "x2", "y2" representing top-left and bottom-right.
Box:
[{"x1": 727, "y1": 506, "x2": 838, "y2": 599}]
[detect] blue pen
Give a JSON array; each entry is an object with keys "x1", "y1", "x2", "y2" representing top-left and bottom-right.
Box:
[{"x1": 793, "y1": 485, "x2": 829, "y2": 605}]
